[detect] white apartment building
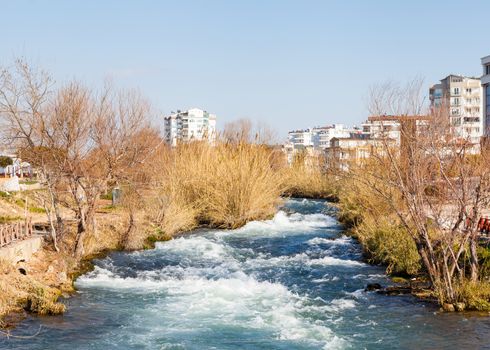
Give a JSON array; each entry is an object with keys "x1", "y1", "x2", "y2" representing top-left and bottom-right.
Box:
[
  {"x1": 287, "y1": 129, "x2": 315, "y2": 148},
  {"x1": 315, "y1": 124, "x2": 357, "y2": 148},
  {"x1": 164, "y1": 108, "x2": 217, "y2": 146},
  {"x1": 482, "y1": 55, "x2": 490, "y2": 137},
  {"x1": 361, "y1": 115, "x2": 429, "y2": 145},
  {"x1": 429, "y1": 75, "x2": 483, "y2": 144},
  {"x1": 325, "y1": 135, "x2": 395, "y2": 171},
  {"x1": 286, "y1": 124, "x2": 358, "y2": 149},
  {"x1": 284, "y1": 124, "x2": 359, "y2": 164}
]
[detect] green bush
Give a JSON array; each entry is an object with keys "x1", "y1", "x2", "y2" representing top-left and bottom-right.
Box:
[
  {"x1": 19, "y1": 180, "x2": 38, "y2": 185},
  {"x1": 0, "y1": 156, "x2": 13, "y2": 168},
  {"x1": 14, "y1": 198, "x2": 26, "y2": 207},
  {"x1": 29, "y1": 206, "x2": 46, "y2": 213},
  {"x1": 356, "y1": 219, "x2": 421, "y2": 276},
  {"x1": 454, "y1": 280, "x2": 490, "y2": 311},
  {"x1": 0, "y1": 216, "x2": 22, "y2": 224},
  {"x1": 478, "y1": 247, "x2": 490, "y2": 279},
  {"x1": 100, "y1": 192, "x2": 113, "y2": 200}
]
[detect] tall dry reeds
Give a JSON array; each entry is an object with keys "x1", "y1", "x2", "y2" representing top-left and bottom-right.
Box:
[
  {"x1": 149, "y1": 141, "x2": 285, "y2": 236},
  {"x1": 282, "y1": 150, "x2": 338, "y2": 199}
]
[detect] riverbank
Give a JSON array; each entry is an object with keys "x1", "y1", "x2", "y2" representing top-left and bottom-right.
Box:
[
  {"x1": 5, "y1": 198, "x2": 490, "y2": 350},
  {"x1": 327, "y1": 170, "x2": 490, "y2": 313},
  {"x1": 0, "y1": 140, "x2": 291, "y2": 327},
  {"x1": 0, "y1": 195, "x2": 288, "y2": 328}
]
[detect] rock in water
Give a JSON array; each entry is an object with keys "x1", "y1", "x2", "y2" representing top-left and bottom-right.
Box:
[
  {"x1": 365, "y1": 283, "x2": 382, "y2": 291},
  {"x1": 442, "y1": 303, "x2": 455, "y2": 312},
  {"x1": 454, "y1": 302, "x2": 466, "y2": 312}
]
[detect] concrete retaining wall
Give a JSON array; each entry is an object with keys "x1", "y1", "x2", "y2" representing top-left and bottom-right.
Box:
[{"x1": 0, "y1": 236, "x2": 42, "y2": 264}]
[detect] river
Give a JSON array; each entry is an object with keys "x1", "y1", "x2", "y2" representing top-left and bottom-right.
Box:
[{"x1": 2, "y1": 199, "x2": 490, "y2": 349}]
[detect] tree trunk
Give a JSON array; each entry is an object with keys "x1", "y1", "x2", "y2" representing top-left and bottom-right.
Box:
[
  {"x1": 120, "y1": 211, "x2": 135, "y2": 249},
  {"x1": 73, "y1": 207, "x2": 88, "y2": 258},
  {"x1": 415, "y1": 239, "x2": 439, "y2": 287},
  {"x1": 469, "y1": 232, "x2": 479, "y2": 282}
]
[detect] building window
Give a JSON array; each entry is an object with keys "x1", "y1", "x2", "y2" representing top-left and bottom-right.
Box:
[
  {"x1": 486, "y1": 85, "x2": 490, "y2": 116},
  {"x1": 486, "y1": 65, "x2": 490, "y2": 75},
  {"x1": 454, "y1": 87, "x2": 460, "y2": 95}
]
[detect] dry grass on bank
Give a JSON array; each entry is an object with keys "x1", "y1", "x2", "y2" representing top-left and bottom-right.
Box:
[
  {"x1": 336, "y1": 171, "x2": 421, "y2": 276},
  {"x1": 335, "y1": 165, "x2": 490, "y2": 311},
  {"x1": 148, "y1": 141, "x2": 285, "y2": 236},
  {"x1": 282, "y1": 152, "x2": 338, "y2": 199},
  {"x1": 0, "y1": 258, "x2": 65, "y2": 327}
]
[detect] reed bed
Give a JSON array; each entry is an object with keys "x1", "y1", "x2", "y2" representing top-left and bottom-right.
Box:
[
  {"x1": 281, "y1": 151, "x2": 338, "y2": 199},
  {"x1": 150, "y1": 141, "x2": 286, "y2": 236}
]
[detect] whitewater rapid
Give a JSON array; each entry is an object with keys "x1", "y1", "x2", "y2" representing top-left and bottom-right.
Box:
[
  {"x1": 6, "y1": 199, "x2": 489, "y2": 350},
  {"x1": 76, "y1": 202, "x2": 362, "y2": 349}
]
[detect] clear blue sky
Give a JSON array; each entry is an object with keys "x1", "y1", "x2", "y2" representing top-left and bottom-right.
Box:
[{"x1": 1, "y1": 0, "x2": 488, "y2": 138}]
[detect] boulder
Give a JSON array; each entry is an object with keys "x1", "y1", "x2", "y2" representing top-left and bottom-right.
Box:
[
  {"x1": 442, "y1": 303, "x2": 455, "y2": 312},
  {"x1": 454, "y1": 302, "x2": 466, "y2": 312},
  {"x1": 365, "y1": 283, "x2": 382, "y2": 291}
]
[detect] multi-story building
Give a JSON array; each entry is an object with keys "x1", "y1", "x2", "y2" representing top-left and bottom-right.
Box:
[
  {"x1": 315, "y1": 124, "x2": 359, "y2": 148},
  {"x1": 324, "y1": 134, "x2": 395, "y2": 171},
  {"x1": 429, "y1": 75, "x2": 482, "y2": 144},
  {"x1": 287, "y1": 124, "x2": 358, "y2": 149},
  {"x1": 362, "y1": 115, "x2": 430, "y2": 145},
  {"x1": 283, "y1": 128, "x2": 318, "y2": 165},
  {"x1": 164, "y1": 108, "x2": 217, "y2": 146},
  {"x1": 284, "y1": 124, "x2": 359, "y2": 164},
  {"x1": 287, "y1": 129, "x2": 315, "y2": 148},
  {"x1": 482, "y1": 55, "x2": 490, "y2": 137}
]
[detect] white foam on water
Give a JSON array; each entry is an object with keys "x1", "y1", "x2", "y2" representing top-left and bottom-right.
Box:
[
  {"x1": 312, "y1": 276, "x2": 340, "y2": 283},
  {"x1": 307, "y1": 256, "x2": 366, "y2": 267},
  {"x1": 245, "y1": 252, "x2": 364, "y2": 270},
  {"x1": 155, "y1": 236, "x2": 230, "y2": 261},
  {"x1": 78, "y1": 266, "x2": 348, "y2": 349},
  {"x1": 75, "y1": 204, "x2": 363, "y2": 349},
  {"x1": 352, "y1": 273, "x2": 386, "y2": 280},
  {"x1": 307, "y1": 235, "x2": 353, "y2": 246},
  {"x1": 330, "y1": 298, "x2": 357, "y2": 311},
  {"x1": 346, "y1": 289, "x2": 366, "y2": 299},
  {"x1": 215, "y1": 210, "x2": 336, "y2": 238},
  {"x1": 244, "y1": 252, "x2": 310, "y2": 269}
]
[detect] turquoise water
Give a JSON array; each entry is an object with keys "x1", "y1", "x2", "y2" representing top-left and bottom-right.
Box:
[{"x1": 1, "y1": 199, "x2": 490, "y2": 349}]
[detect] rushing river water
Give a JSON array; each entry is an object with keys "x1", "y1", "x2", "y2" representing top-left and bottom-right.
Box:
[{"x1": 2, "y1": 199, "x2": 490, "y2": 349}]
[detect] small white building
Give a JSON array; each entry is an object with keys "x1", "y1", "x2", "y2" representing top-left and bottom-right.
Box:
[
  {"x1": 0, "y1": 150, "x2": 31, "y2": 178},
  {"x1": 164, "y1": 108, "x2": 217, "y2": 146}
]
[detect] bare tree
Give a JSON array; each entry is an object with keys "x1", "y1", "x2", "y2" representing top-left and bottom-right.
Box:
[
  {"x1": 347, "y1": 79, "x2": 490, "y2": 305},
  {"x1": 223, "y1": 118, "x2": 276, "y2": 144},
  {"x1": 0, "y1": 59, "x2": 64, "y2": 251},
  {"x1": 0, "y1": 60, "x2": 160, "y2": 258}
]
